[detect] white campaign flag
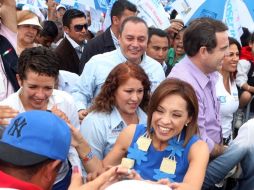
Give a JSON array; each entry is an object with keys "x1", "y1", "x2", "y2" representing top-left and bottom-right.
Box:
[
  {"x1": 135, "y1": 0, "x2": 170, "y2": 30},
  {"x1": 223, "y1": 0, "x2": 243, "y2": 43},
  {"x1": 170, "y1": 0, "x2": 205, "y2": 24}
]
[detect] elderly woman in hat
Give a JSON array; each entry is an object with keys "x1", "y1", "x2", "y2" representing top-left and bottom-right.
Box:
[{"x1": 17, "y1": 10, "x2": 42, "y2": 56}]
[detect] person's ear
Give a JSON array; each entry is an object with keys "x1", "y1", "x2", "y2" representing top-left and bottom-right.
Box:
[
  {"x1": 186, "y1": 116, "x2": 192, "y2": 126},
  {"x1": 43, "y1": 160, "x2": 62, "y2": 183},
  {"x1": 199, "y1": 46, "x2": 207, "y2": 55},
  {"x1": 63, "y1": 26, "x2": 70, "y2": 34},
  {"x1": 112, "y1": 15, "x2": 120, "y2": 26},
  {"x1": 31, "y1": 160, "x2": 62, "y2": 190},
  {"x1": 199, "y1": 46, "x2": 209, "y2": 60}
]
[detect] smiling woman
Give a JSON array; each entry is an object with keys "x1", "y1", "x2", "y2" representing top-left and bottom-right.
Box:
[
  {"x1": 80, "y1": 62, "x2": 150, "y2": 160},
  {"x1": 65, "y1": 79, "x2": 209, "y2": 189},
  {"x1": 216, "y1": 37, "x2": 240, "y2": 144},
  {"x1": 100, "y1": 78, "x2": 209, "y2": 190},
  {"x1": 17, "y1": 10, "x2": 42, "y2": 56}
]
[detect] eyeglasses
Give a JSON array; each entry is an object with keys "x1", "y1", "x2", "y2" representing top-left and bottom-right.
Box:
[{"x1": 73, "y1": 24, "x2": 88, "y2": 32}]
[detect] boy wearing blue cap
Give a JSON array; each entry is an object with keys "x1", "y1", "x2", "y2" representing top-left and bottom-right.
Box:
[
  {"x1": 0, "y1": 110, "x2": 71, "y2": 190},
  {"x1": 0, "y1": 46, "x2": 81, "y2": 190}
]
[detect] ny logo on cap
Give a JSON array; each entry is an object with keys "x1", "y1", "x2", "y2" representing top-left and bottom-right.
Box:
[{"x1": 8, "y1": 117, "x2": 27, "y2": 138}]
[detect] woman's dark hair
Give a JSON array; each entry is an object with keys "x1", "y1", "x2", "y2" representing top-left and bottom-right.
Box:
[{"x1": 18, "y1": 46, "x2": 60, "y2": 81}]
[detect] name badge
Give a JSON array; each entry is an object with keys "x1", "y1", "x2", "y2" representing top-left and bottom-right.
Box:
[
  {"x1": 121, "y1": 157, "x2": 135, "y2": 169},
  {"x1": 136, "y1": 136, "x2": 152, "y2": 151},
  {"x1": 160, "y1": 157, "x2": 177, "y2": 174}
]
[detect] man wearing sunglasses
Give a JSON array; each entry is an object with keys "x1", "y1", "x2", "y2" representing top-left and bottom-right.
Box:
[{"x1": 55, "y1": 9, "x2": 87, "y2": 75}]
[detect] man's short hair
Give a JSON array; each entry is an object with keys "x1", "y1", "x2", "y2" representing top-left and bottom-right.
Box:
[
  {"x1": 183, "y1": 17, "x2": 228, "y2": 57},
  {"x1": 0, "y1": 110, "x2": 71, "y2": 166},
  {"x1": 39, "y1": 20, "x2": 58, "y2": 39},
  {"x1": 148, "y1": 27, "x2": 168, "y2": 44},
  {"x1": 119, "y1": 16, "x2": 148, "y2": 35},
  {"x1": 62, "y1": 9, "x2": 86, "y2": 28},
  {"x1": 110, "y1": 0, "x2": 137, "y2": 22},
  {"x1": 18, "y1": 46, "x2": 60, "y2": 80}
]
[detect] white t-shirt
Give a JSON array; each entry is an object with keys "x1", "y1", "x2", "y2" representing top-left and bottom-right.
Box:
[
  {"x1": 216, "y1": 73, "x2": 239, "y2": 139},
  {"x1": 0, "y1": 89, "x2": 82, "y2": 182}
]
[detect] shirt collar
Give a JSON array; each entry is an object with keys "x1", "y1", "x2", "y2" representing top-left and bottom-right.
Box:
[
  {"x1": 66, "y1": 34, "x2": 81, "y2": 49},
  {"x1": 117, "y1": 48, "x2": 146, "y2": 65},
  {"x1": 110, "y1": 107, "x2": 126, "y2": 130},
  {"x1": 58, "y1": 72, "x2": 67, "y2": 90},
  {"x1": 109, "y1": 107, "x2": 145, "y2": 130},
  {"x1": 184, "y1": 56, "x2": 213, "y2": 89},
  {"x1": 162, "y1": 61, "x2": 167, "y2": 72},
  {"x1": 110, "y1": 28, "x2": 120, "y2": 49}
]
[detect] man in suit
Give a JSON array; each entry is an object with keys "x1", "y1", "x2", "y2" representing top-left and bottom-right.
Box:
[
  {"x1": 55, "y1": 9, "x2": 87, "y2": 75},
  {"x1": 0, "y1": 0, "x2": 19, "y2": 101},
  {"x1": 80, "y1": 0, "x2": 137, "y2": 70}
]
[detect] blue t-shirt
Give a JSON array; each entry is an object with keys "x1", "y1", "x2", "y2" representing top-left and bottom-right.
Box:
[{"x1": 127, "y1": 124, "x2": 199, "y2": 182}]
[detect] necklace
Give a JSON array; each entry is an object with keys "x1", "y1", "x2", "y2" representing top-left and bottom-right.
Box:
[{"x1": 123, "y1": 128, "x2": 184, "y2": 182}]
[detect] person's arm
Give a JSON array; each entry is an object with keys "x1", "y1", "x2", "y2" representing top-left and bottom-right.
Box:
[
  {"x1": 68, "y1": 122, "x2": 103, "y2": 173},
  {"x1": 102, "y1": 124, "x2": 136, "y2": 167},
  {"x1": 236, "y1": 60, "x2": 250, "y2": 89},
  {"x1": 46, "y1": 0, "x2": 57, "y2": 21},
  {"x1": 0, "y1": 0, "x2": 16, "y2": 33},
  {"x1": 170, "y1": 140, "x2": 209, "y2": 190},
  {"x1": 72, "y1": 59, "x2": 97, "y2": 120},
  {"x1": 203, "y1": 121, "x2": 251, "y2": 189},
  {"x1": 197, "y1": 95, "x2": 213, "y2": 151},
  {"x1": 68, "y1": 166, "x2": 141, "y2": 190},
  {"x1": 80, "y1": 114, "x2": 106, "y2": 160},
  {"x1": 210, "y1": 143, "x2": 225, "y2": 158},
  {"x1": 0, "y1": 105, "x2": 18, "y2": 125},
  {"x1": 165, "y1": 19, "x2": 184, "y2": 37}
]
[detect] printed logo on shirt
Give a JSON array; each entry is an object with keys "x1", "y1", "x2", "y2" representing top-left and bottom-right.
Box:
[
  {"x1": 218, "y1": 96, "x2": 226, "y2": 103},
  {"x1": 109, "y1": 122, "x2": 124, "y2": 138}
]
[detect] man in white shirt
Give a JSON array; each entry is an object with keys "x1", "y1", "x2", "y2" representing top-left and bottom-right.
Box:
[{"x1": 72, "y1": 16, "x2": 165, "y2": 121}]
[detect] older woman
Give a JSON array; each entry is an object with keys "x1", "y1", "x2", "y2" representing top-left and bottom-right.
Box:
[
  {"x1": 17, "y1": 10, "x2": 42, "y2": 56},
  {"x1": 72, "y1": 78, "x2": 209, "y2": 190},
  {"x1": 80, "y1": 62, "x2": 150, "y2": 159},
  {"x1": 216, "y1": 37, "x2": 241, "y2": 144}
]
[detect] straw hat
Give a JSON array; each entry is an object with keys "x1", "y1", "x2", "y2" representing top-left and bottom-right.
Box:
[{"x1": 17, "y1": 10, "x2": 42, "y2": 30}]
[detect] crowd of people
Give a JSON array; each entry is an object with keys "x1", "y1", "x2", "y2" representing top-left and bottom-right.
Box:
[{"x1": 0, "y1": 0, "x2": 254, "y2": 190}]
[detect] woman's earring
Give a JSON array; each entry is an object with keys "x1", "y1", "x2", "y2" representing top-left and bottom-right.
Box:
[{"x1": 185, "y1": 123, "x2": 188, "y2": 127}]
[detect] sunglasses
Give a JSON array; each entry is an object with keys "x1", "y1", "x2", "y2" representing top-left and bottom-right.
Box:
[{"x1": 73, "y1": 24, "x2": 88, "y2": 32}]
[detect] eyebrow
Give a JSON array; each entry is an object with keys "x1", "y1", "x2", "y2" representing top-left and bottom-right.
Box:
[{"x1": 220, "y1": 45, "x2": 229, "y2": 50}]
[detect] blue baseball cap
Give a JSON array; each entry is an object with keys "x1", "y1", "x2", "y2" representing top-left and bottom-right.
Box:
[{"x1": 0, "y1": 110, "x2": 71, "y2": 166}]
